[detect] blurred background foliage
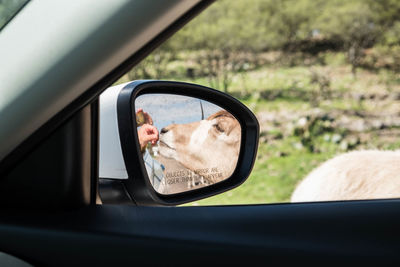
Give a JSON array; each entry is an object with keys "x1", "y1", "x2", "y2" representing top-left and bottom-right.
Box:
[{"x1": 116, "y1": 0, "x2": 400, "y2": 205}]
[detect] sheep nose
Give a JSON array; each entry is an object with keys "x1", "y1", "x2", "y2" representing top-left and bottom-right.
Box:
[{"x1": 160, "y1": 128, "x2": 169, "y2": 134}]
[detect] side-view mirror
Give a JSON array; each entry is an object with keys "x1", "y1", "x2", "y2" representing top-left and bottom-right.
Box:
[{"x1": 99, "y1": 80, "x2": 259, "y2": 205}]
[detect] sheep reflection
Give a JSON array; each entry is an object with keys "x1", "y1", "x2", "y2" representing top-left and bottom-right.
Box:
[
  {"x1": 158, "y1": 110, "x2": 241, "y2": 192},
  {"x1": 140, "y1": 110, "x2": 241, "y2": 195}
]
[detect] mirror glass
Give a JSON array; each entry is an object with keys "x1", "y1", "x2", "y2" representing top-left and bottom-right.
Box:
[{"x1": 134, "y1": 94, "x2": 241, "y2": 195}]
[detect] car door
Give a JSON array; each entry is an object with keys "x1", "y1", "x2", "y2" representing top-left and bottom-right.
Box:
[{"x1": 0, "y1": 0, "x2": 400, "y2": 266}]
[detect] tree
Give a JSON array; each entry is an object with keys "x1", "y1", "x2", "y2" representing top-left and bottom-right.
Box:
[
  {"x1": 315, "y1": 1, "x2": 380, "y2": 76},
  {"x1": 162, "y1": 0, "x2": 269, "y2": 92}
]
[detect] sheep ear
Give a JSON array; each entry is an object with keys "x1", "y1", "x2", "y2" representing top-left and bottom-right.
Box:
[
  {"x1": 216, "y1": 117, "x2": 233, "y2": 135},
  {"x1": 102, "y1": 80, "x2": 259, "y2": 206}
]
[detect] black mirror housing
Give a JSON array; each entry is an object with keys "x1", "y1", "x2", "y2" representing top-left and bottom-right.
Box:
[{"x1": 102, "y1": 80, "x2": 259, "y2": 206}]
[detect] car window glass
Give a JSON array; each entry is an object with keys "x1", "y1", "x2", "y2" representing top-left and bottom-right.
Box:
[
  {"x1": 0, "y1": 0, "x2": 29, "y2": 32},
  {"x1": 114, "y1": 0, "x2": 400, "y2": 205}
]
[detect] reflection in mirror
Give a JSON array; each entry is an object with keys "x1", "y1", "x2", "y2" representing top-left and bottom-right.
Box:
[{"x1": 135, "y1": 94, "x2": 241, "y2": 195}]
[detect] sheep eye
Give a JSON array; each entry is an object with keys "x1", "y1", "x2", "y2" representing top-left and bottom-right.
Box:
[{"x1": 213, "y1": 123, "x2": 224, "y2": 133}]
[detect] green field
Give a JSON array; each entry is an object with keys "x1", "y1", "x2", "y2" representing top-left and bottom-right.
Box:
[
  {"x1": 112, "y1": 0, "x2": 400, "y2": 205},
  {"x1": 192, "y1": 64, "x2": 400, "y2": 205},
  {"x1": 116, "y1": 50, "x2": 400, "y2": 206}
]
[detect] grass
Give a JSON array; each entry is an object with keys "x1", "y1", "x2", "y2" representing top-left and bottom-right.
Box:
[{"x1": 115, "y1": 51, "x2": 400, "y2": 206}]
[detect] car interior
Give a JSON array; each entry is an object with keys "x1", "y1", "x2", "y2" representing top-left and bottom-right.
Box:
[{"x1": 0, "y1": 0, "x2": 399, "y2": 266}]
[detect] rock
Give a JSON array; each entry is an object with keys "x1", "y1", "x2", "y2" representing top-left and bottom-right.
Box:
[
  {"x1": 340, "y1": 140, "x2": 348, "y2": 151},
  {"x1": 371, "y1": 120, "x2": 385, "y2": 130},
  {"x1": 297, "y1": 117, "x2": 308, "y2": 127},
  {"x1": 331, "y1": 134, "x2": 342, "y2": 144},
  {"x1": 346, "y1": 119, "x2": 367, "y2": 132},
  {"x1": 294, "y1": 142, "x2": 303, "y2": 150},
  {"x1": 392, "y1": 92, "x2": 400, "y2": 100},
  {"x1": 347, "y1": 136, "x2": 360, "y2": 146}
]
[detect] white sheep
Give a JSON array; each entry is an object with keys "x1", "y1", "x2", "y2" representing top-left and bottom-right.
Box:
[
  {"x1": 291, "y1": 150, "x2": 400, "y2": 202},
  {"x1": 158, "y1": 110, "x2": 241, "y2": 185}
]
